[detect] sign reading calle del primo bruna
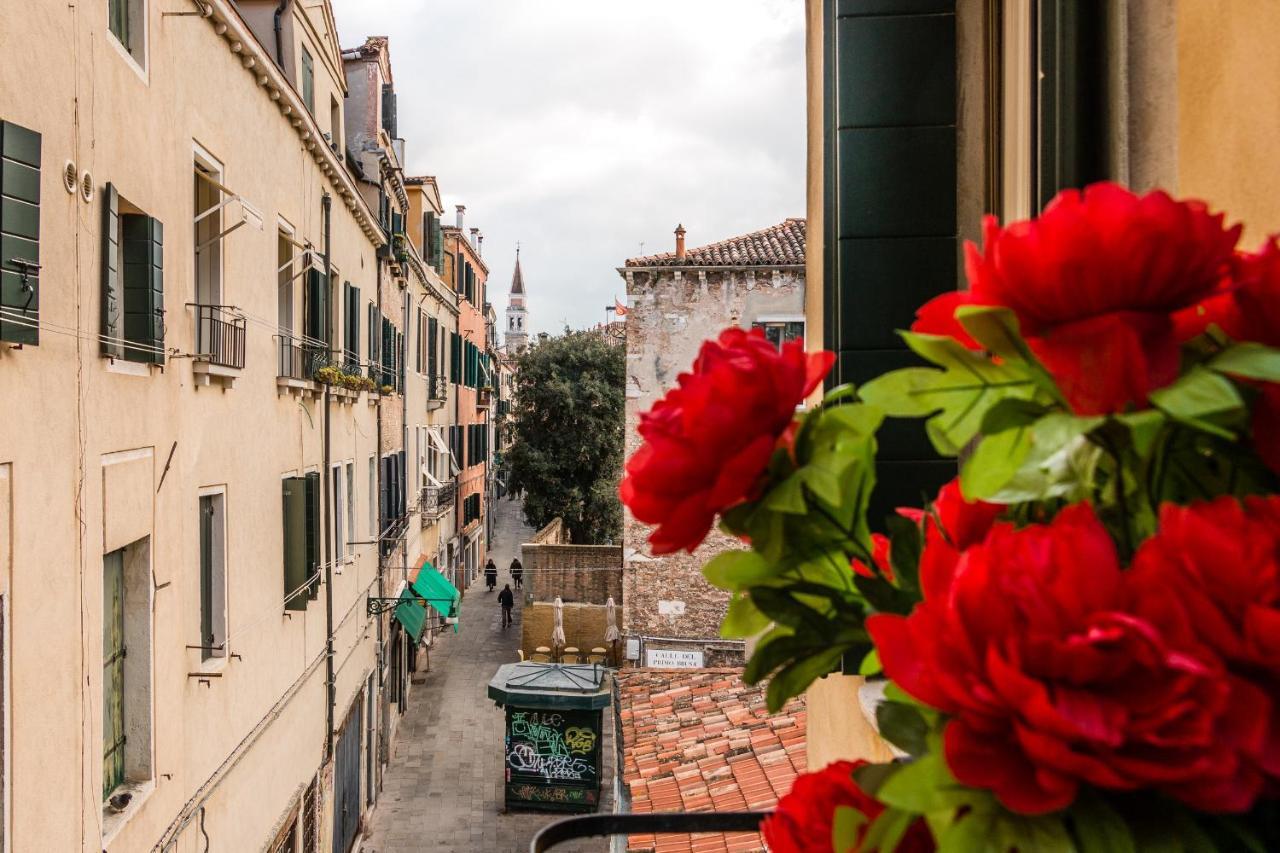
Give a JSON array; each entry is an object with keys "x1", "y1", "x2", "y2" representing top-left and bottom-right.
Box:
[
  {"x1": 645, "y1": 648, "x2": 704, "y2": 669},
  {"x1": 504, "y1": 708, "x2": 603, "y2": 810}
]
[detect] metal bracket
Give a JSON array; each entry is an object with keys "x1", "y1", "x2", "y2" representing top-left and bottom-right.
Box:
[{"x1": 366, "y1": 595, "x2": 456, "y2": 617}]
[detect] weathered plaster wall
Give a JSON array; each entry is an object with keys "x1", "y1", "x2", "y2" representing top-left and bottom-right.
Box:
[{"x1": 621, "y1": 267, "x2": 804, "y2": 648}]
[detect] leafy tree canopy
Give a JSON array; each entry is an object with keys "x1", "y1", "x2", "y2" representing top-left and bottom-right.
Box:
[{"x1": 504, "y1": 330, "x2": 624, "y2": 543}]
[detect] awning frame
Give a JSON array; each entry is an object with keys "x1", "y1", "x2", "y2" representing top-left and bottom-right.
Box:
[{"x1": 194, "y1": 169, "x2": 265, "y2": 253}]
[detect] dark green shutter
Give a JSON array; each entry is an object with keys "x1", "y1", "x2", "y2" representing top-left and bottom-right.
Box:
[
  {"x1": 431, "y1": 216, "x2": 443, "y2": 272},
  {"x1": 823, "y1": 0, "x2": 957, "y2": 528},
  {"x1": 306, "y1": 268, "x2": 327, "y2": 345},
  {"x1": 0, "y1": 120, "x2": 41, "y2": 345},
  {"x1": 101, "y1": 183, "x2": 122, "y2": 358},
  {"x1": 428, "y1": 317, "x2": 438, "y2": 378},
  {"x1": 391, "y1": 210, "x2": 403, "y2": 236},
  {"x1": 283, "y1": 477, "x2": 309, "y2": 611},
  {"x1": 121, "y1": 214, "x2": 163, "y2": 364},
  {"x1": 304, "y1": 471, "x2": 320, "y2": 599}
]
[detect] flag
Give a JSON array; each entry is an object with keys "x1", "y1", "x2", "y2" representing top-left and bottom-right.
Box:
[{"x1": 614, "y1": 298, "x2": 628, "y2": 316}]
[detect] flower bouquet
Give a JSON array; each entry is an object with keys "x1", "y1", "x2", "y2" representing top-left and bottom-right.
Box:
[{"x1": 620, "y1": 183, "x2": 1280, "y2": 851}]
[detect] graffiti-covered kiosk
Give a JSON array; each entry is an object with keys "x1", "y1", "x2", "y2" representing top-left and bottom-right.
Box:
[{"x1": 487, "y1": 662, "x2": 611, "y2": 813}]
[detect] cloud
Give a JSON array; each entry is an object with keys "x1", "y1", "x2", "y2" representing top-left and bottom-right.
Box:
[{"x1": 331, "y1": 0, "x2": 805, "y2": 337}]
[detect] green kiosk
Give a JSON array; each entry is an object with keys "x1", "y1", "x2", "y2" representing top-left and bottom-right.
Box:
[{"x1": 487, "y1": 662, "x2": 611, "y2": 813}]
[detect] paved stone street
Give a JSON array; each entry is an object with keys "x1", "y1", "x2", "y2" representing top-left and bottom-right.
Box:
[{"x1": 361, "y1": 499, "x2": 612, "y2": 853}]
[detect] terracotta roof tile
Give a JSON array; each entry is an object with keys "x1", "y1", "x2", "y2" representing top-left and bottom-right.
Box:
[
  {"x1": 618, "y1": 668, "x2": 806, "y2": 852},
  {"x1": 625, "y1": 219, "x2": 806, "y2": 268}
]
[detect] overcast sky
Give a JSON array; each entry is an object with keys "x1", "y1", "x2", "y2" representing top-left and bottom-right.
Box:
[{"x1": 331, "y1": 0, "x2": 806, "y2": 339}]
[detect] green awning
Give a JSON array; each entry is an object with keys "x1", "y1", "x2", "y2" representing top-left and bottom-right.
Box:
[
  {"x1": 393, "y1": 588, "x2": 427, "y2": 643},
  {"x1": 413, "y1": 561, "x2": 460, "y2": 632}
]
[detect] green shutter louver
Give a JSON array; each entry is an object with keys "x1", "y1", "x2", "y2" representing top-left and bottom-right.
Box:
[
  {"x1": 121, "y1": 213, "x2": 164, "y2": 364},
  {"x1": 428, "y1": 317, "x2": 438, "y2": 378},
  {"x1": 0, "y1": 120, "x2": 41, "y2": 345},
  {"x1": 431, "y1": 216, "x2": 443, "y2": 273},
  {"x1": 283, "y1": 477, "x2": 309, "y2": 611},
  {"x1": 306, "y1": 268, "x2": 327, "y2": 346},
  {"x1": 450, "y1": 331, "x2": 461, "y2": 384},
  {"x1": 101, "y1": 183, "x2": 122, "y2": 358}
]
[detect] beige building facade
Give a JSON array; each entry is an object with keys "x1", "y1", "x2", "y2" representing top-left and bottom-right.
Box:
[{"x1": 0, "y1": 1, "x2": 459, "y2": 851}]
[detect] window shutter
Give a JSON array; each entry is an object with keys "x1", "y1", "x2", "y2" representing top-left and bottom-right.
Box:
[
  {"x1": 0, "y1": 120, "x2": 41, "y2": 345},
  {"x1": 428, "y1": 317, "x2": 438, "y2": 378},
  {"x1": 431, "y1": 216, "x2": 443, "y2": 273},
  {"x1": 121, "y1": 214, "x2": 164, "y2": 364},
  {"x1": 391, "y1": 210, "x2": 403, "y2": 236},
  {"x1": 305, "y1": 472, "x2": 320, "y2": 599},
  {"x1": 283, "y1": 477, "x2": 309, "y2": 611},
  {"x1": 101, "y1": 183, "x2": 122, "y2": 358},
  {"x1": 381, "y1": 84, "x2": 398, "y2": 138},
  {"x1": 342, "y1": 282, "x2": 351, "y2": 361},
  {"x1": 349, "y1": 285, "x2": 360, "y2": 366},
  {"x1": 306, "y1": 268, "x2": 327, "y2": 345}
]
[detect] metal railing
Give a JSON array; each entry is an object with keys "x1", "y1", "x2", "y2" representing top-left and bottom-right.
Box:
[
  {"x1": 531, "y1": 812, "x2": 768, "y2": 852},
  {"x1": 277, "y1": 334, "x2": 328, "y2": 381},
  {"x1": 419, "y1": 480, "x2": 456, "y2": 525},
  {"x1": 191, "y1": 304, "x2": 246, "y2": 369},
  {"x1": 428, "y1": 373, "x2": 448, "y2": 402}
]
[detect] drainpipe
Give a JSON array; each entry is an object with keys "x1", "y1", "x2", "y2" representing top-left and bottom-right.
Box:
[
  {"x1": 375, "y1": 229, "x2": 386, "y2": 765},
  {"x1": 321, "y1": 191, "x2": 335, "y2": 762},
  {"x1": 403, "y1": 284, "x2": 411, "y2": 585},
  {"x1": 273, "y1": 0, "x2": 290, "y2": 69}
]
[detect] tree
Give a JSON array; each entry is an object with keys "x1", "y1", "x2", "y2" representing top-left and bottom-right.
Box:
[{"x1": 505, "y1": 330, "x2": 624, "y2": 543}]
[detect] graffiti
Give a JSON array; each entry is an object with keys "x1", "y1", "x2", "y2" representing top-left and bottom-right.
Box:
[
  {"x1": 563, "y1": 727, "x2": 596, "y2": 755},
  {"x1": 508, "y1": 784, "x2": 596, "y2": 805},
  {"x1": 505, "y1": 709, "x2": 601, "y2": 785}
]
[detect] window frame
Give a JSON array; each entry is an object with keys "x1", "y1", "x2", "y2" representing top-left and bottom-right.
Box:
[
  {"x1": 107, "y1": 0, "x2": 148, "y2": 79},
  {"x1": 197, "y1": 488, "x2": 228, "y2": 662},
  {"x1": 301, "y1": 46, "x2": 316, "y2": 115}
]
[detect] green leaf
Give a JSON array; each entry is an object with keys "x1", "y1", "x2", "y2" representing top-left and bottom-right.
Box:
[
  {"x1": 764, "y1": 473, "x2": 809, "y2": 514},
  {"x1": 750, "y1": 587, "x2": 828, "y2": 631},
  {"x1": 1066, "y1": 790, "x2": 1135, "y2": 853},
  {"x1": 1117, "y1": 409, "x2": 1167, "y2": 457},
  {"x1": 858, "y1": 648, "x2": 882, "y2": 676},
  {"x1": 875, "y1": 700, "x2": 929, "y2": 755},
  {"x1": 765, "y1": 646, "x2": 845, "y2": 711},
  {"x1": 801, "y1": 465, "x2": 845, "y2": 506},
  {"x1": 980, "y1": 396, "x2": 1051, "y2": 434},
  {"x1": 832, "y1": 805, "x2": 869, "y2": 853},
  {"x1": 1209, "y1": 342, "x2": 1280, "y2": 382},
  {"x1": 702, "y1": 550, "x2": 774, "y2": 590},
  {"x1": 823, "y1": 383, "x2": 860, "y2": 406},
  {"x1": 854, "y1": 574, "x2": 915, "y2": 616},
  {"x1": 862, "y1": 806, "x2": 924, "y2": 853},
  {"x1": 960, "y1": 425, "x2": 1032, "y2": 499},
  {"x1": 978, "y1": 412, "x2": 1104, "y2": 503},
  {"x1": 885, "y1": 513, "x2": 923, "y2": 597},
  {"x1": 851, "y1": 761, "x2": 899, "y2": 798},
  {"x1": 876, "y1": 753, "x2": 983, "y2": 814},
  {"x1": 1149, "y1": 367, "x2": 1246, "y2": 439},
  {"x1": 721, "y1": 592, "x2": 771, "y2": 638},
  {"x1": 859, "y1": 333, "x2": 1041, "y2": 455}
]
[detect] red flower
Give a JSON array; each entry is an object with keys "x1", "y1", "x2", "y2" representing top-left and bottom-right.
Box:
[
  {"x1": 1130, "y1": 497, "x2": 1280, "y2": 779},
  {"x1": 868, "y1": 503, "x2": 1266, "y2": 815},
  {"x1": 761, "y1": 760, "x2": 933, "y2": 853},
  {"x1": 913, "y1": 182, "x2": 1241, "y2": 414},
  {"x1": 851, "y1": 533, "x2": 892, "y2": 581},
  {"x1": 620, "y1": 328, "x2": 833, "y2": 554},
  {"x1": 918, "y1": 479, "x2": 1004, "y2": 600}
]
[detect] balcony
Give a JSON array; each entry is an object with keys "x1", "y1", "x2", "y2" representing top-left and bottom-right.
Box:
[
  {"x1": 476, "y1": 386, "x2": 494, "y2": 409},
  {"x1": 276, "y1": 333, "x2": 328, "y2": 397},
  {"x1": 427, "y1": 374, "x2": 448, "y2": 410},
  {"x1": 190, "y1": 304, "x2": 246, "y2": 388},
  {"x1": 419, "y1": 480, "x2": 456, "y2": 526}
]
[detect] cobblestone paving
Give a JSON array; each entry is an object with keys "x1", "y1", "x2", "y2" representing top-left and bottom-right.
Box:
[{"x1": 361, "y1": 500, "x2": 611, "y2": 853}]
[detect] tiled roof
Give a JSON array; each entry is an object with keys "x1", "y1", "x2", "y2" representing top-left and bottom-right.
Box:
[
  {"x1": 625, "y1": 219, "x2": 805, "y2": 268},
  {"x1": 616, "y1": 668, "x2": 807, "y2": 853}
]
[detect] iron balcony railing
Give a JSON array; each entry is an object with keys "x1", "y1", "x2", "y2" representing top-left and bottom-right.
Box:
[
  {"x1": 428, "y1": 373, "x2": 448, "y2": 402},
  {"x1": 419, "y1": 480, "x2": 456, "y2": 525},
  {"x1": 530, "y1": 812, "x2": 768, "y2": 852},
  {"x1": 191, "y1": 304, "x2": 246, "y2": 369},
  {"x1": 277, "y1": 334, "x2": 328, "y2": 382}
]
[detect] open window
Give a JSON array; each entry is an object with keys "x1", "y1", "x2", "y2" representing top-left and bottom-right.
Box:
[
  {"x1": 751, "y1": 318, "x2": 805, "y2": 350},
  {"x1": 107, "y1": 0, "x2": 146, "y2": 71},
  {"x1": 101, "y1": 184, "x2": 164, "y2": 365},
  {"x1": 198, "y1": 491, "x2": 227, "y2": 660}
]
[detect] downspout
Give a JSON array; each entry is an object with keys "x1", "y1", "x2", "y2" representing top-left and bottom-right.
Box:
[
  {"x1": 402, "y1": 284, "x2": 411, "y2": 584},
  {"x1": 375, "y1": 222, "x2": 387, "y2": 770},
  {"x1": 321, "y1": 191, "x2": 335, "y2": 763},
  {"x1": 273, "y1": 0, "x2": 290, "y2": 69}
]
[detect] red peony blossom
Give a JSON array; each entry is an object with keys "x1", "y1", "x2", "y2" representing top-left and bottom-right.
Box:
[
  {"x1": 761, "y1": 760, "x2": 934, "y2": 853},
  {"x1": 868, "y1": 503, "x2": 1267, "y2": 815},
  {"x1": 620, "y1": 327, "x2": 833, "y2": 554},
  {"x1": 913, "y1": 182, "x2": 1241, "y2": 414},
  {"x1": 851, "y1": 533, "x2": 892, "y2": 581},
  {"x1": 918, "y1": 479, "x2": 1004, "y2": 600}
]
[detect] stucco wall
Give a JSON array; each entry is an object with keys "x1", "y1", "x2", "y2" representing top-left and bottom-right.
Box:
[{"x1": 621, "y1": 266, "x2": 805, "y2": 644}]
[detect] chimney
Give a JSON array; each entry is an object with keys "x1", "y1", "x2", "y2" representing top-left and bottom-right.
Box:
[
  {"x1": 470, "y1": 227, "x2": 480, "y2": 251},
  {"x1": 476, "y1": 232, "x2": 484, "y2": 257},
  {"x1": 455, "y1": 204, "x2": 466, "y2": 231},
  {"x1": 675, "y1": 224, "x2": 687, "y2": 260}
]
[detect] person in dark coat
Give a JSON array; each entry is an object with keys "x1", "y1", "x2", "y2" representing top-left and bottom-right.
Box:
[
  {"x1": 510, "y1": 557, "x2": 524, "y2": 590},
  {"x1": 498, "y1": 584, "x2": 514, "y2": 627},
  {"x1": 484, "y1": 559, "x2": 497, "y2": 591}
]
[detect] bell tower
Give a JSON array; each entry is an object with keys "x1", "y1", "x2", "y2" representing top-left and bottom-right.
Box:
[{"x1": 505, "y1": 247, "x2": 529, "y2": 352}]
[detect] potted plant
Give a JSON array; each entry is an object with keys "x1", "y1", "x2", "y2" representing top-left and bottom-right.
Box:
[{"x1": 622, "y1": 183, "x2": 1280, "y2": 851}]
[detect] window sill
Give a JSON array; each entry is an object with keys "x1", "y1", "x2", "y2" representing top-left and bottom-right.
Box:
[
  {"x1": 105, "y1": 359, "x2": 154, "y2": 378},
  {"x1": 106, "y1": 32, "x2": 149, "y2": 86},
  {"x1": 193, "y1": 361, "x2": 241, "y2": 390},
  {"x1": 102, "y1": 778, "x2": 156, "y2": 846}
]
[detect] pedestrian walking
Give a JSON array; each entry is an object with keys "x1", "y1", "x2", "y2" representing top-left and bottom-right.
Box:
[
  {"x1": 510, "y1": 557, "x2": 523, "y2": 590},
  {"x1": 498, "y1": 584, "x2": 514, "y2": 628},
  {"x1": 484, "y1": 559, "x2": 497, "y2": 592}
]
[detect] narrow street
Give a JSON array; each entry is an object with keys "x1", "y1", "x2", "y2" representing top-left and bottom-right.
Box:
[{"x1": 361, "y1": 499, "x2": 612, "y2": 853}]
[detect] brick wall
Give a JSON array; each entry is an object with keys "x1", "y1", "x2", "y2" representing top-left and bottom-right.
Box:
[
  {"x1": 528, "y1": 516, "x2": 566, "y2": 545},
  {"x1": 522, "y1": 543, "x2": 621, "y2": 605},
  {"x1": 621, "y1": 265, "x2": 805, "y2": 642},
  {"x1": 521, "y1": 601, "x2": 617, "y2": 659}
]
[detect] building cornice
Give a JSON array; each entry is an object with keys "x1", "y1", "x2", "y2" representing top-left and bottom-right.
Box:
[
  {"x1": 197, "y1": 0, "x2": 385, "y2": 245},
  {"x1": 443, "y1": 227, "x2": 490, "y2": 276}
]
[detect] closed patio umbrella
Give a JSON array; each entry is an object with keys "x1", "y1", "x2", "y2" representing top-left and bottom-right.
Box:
[
  {"x1": 552, "y1": 595, "x2": 566, "y2": 652},
  {"x1": 604, "y1": 596, "x2": 619, "y2": 665}
]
